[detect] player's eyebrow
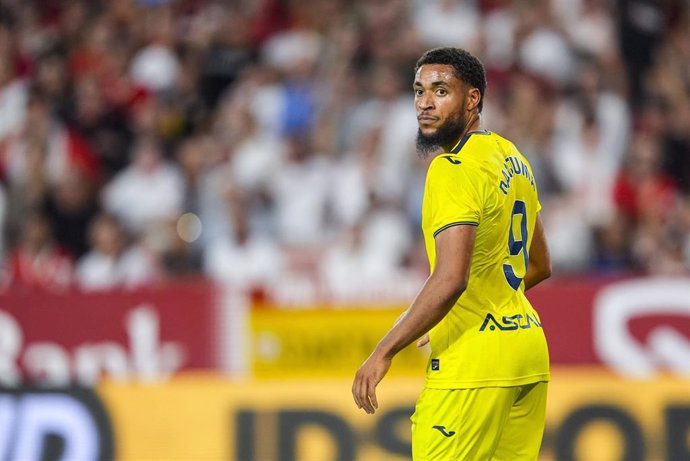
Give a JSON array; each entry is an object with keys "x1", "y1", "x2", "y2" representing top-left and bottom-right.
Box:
[{"x1": 413, "y1": 80, "x2": 450, "y2": 88}]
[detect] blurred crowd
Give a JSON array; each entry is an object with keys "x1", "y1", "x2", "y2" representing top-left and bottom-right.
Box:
[{"x1": 0, "y1": 0, "x2": 688, "y2": 298}]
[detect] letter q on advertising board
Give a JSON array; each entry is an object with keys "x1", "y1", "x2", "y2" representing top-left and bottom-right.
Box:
[{"x1": 594, "y1": 277, "x2": 690, "y2": 378}]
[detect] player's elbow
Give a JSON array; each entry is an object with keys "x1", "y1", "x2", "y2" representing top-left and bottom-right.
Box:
[
  {"x1": 540, "y1": 261, "x2": 552, "y2": 281},
  {"x1": 447, "y1": 284, "x2": 466, "y2": 306},
  {"x1": 454, "y1": 276, "x2": 469, "y2": 298},
  {"x1": 534, "y1": 260, "x2": 552, "y2": 284}
]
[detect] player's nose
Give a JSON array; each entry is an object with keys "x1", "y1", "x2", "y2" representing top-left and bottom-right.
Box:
[{"x1": 416, "y1": 94, "x2": 434, "y2": 112}]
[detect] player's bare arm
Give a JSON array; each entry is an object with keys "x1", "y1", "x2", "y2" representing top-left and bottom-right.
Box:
[
  {"x1": 352, "y1": 225, "x2": 476, "y2": 414},
  {"x1": 524, "y1": 214, "x2": 551, "y2": 291}
]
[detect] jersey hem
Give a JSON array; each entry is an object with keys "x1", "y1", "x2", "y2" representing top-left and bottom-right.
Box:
[{"x1": 424, "y1": 372, "x2": 550, "y2": 389}]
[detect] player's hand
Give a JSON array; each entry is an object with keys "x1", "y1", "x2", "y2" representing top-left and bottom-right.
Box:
[
  {"x1": 416, "y1": 333, "x2": 429, "y2": 347},
  {"x1": 352, "y1": 353, "x2": 391, "y2": 414}
]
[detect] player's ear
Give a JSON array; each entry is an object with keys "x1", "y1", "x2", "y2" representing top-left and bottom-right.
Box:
[{"x1": 466, "y1": 87, "x2": 481, "y2": 113}]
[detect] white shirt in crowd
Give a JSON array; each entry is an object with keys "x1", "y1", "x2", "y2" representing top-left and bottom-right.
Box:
[
  {"x1": 0, "y1": 79, "x2": 27, "y2": 141},
  {"x1": 103, "y1": 161, "x2": 184, "y2": 233},
  {"x1": 204, "y1": 235, "x2": 284, "y2": 288},
  {"x1": 269, "y1": 156, "x2": 331, "y2": 246},
  {"x1": 76, "y1": 246, "x2": 156, "y2": 291}
]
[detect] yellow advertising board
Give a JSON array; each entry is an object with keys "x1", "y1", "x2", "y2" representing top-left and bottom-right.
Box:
[
  {"x1": 97, "y1": 368, "x2": 690, "y2": 461},
  {"x1": 250, "y1": 306, "x2": 429, "y2": 378}
]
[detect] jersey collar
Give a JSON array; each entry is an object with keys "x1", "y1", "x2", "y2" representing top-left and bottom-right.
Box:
[{"x1": 449, "y1": 129, "x2": 490, "y2": 154}]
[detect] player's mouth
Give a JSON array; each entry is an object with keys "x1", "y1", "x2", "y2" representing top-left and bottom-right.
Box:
[{"x1": 417, "y1": 114, "x2": 438, "y2": 123}]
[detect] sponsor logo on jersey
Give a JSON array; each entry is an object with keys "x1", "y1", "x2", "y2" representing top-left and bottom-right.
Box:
[{"x1": 479, "y1": 313, "x2": 542, "y2": 332}]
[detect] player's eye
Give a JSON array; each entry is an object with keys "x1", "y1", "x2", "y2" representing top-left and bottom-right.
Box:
[
  {"x1": 436, "y1": 88, "x2": 447, "y2": 96},
  {"x1": 414, "y1": 89, "x2": 424, "y2": 96}
]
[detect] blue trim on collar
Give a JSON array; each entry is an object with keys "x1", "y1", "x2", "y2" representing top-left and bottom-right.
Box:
[{"x1": 449, "y1": 130, "x2": 490, "y2": 154}]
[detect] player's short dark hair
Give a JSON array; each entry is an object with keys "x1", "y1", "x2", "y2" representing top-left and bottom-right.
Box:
[{"x1": 415, "y1": 47, "x2": 487, "y2": 113}]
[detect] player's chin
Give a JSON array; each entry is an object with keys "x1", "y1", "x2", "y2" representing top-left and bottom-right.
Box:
[{"x1": 417, "y1": 124, "x2": 438, "y2": 136}]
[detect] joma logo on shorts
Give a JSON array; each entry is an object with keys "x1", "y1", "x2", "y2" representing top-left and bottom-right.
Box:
[{"x1": 479, "y1": 313, "x2": 542, "y2": 332}]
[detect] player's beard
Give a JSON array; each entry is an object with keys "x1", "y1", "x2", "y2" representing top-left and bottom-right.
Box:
[{"x1": 416, "y1": 112, "x2": 465, "y2": 158}]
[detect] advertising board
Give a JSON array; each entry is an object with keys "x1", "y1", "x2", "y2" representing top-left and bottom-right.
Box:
[
  {"x1": 0, "y1": 281, "x2": 218, "y2": 385},
  {"x1": 251, "y1": 306, "x2": 427, "y2": 378},
  {"x1": 2, "y1": 275, "x2": 686, "y2": 384},
  {"x1": 97, "y1": 369, "x2": 690, "y2": 461},
  {"x1": 250, "y1": 277, "x2": 690, "y2": 379},
  {"x1": 0, "y1": 387, "x2": 114, "y2": 460}
]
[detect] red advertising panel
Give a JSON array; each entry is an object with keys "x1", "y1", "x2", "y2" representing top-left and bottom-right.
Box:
[
  {"x1": 0, "y1": 280, "x2": 219, "y2": 385},
  {"x1": 528, "y1": 277, "x2": 610, "y2": 364},
  {"x1": 1, "y1": 275, "x2": 687, "y2": 385},
  {"x1": 529, "y1": 276, "x2": 690, "y2": 376}
]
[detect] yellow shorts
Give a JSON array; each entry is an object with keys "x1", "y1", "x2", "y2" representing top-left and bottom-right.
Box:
[{"x1": 411, "y1": 382, "x2": 548, "y2": 461}]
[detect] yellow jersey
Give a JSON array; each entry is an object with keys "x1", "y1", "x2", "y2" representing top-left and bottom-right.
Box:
[{"x1": 421, "y1": 130, "x2": 550, "y2": 388}]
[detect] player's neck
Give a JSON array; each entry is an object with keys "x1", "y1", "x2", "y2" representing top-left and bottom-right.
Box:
[{"x1": 445, "y1": 114, "x2": 481, "y2": 152}]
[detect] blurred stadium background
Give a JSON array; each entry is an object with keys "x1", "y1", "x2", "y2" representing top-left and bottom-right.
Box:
[{"x1": 0, "y1": 0, "x2": 688, "y2": 460}]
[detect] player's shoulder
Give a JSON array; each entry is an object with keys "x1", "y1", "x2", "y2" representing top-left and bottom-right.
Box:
[
  {"x1": 466, "y1": 130, "x2": 520, "y2": 159},
  {"x1": 484, "y1": 130, "x2": 513, "y2": 148},
  {"x1": 487, "y1": 131, "x2": 530, "y2": 160},
  {"x1": 427, "y1": 152, "x2": 481, "y2": 188},
  {"x1": 470, "y1": 130, "x2": 535, "y2": 173}
]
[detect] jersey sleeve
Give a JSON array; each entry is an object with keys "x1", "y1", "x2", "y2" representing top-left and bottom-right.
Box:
[{"x1": 427, "y1": 157, "x2": 485, "y2": 237}]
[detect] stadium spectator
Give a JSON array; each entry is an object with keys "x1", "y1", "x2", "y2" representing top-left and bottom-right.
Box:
[
  {"x1": 348, "y1": 64, "x2": 418, "y2": 202},
  {"x1": 1, "y1": 89, "x2": 100, "y2": 190},
  {"x1": 197, "y1": 6, "x2": 257, "y2": 110},
  {"x1": 613, "y1": 133, "x2": 677, "y2": 224},
  {"x1": 412, "y1": 0, "x2": 481, "y2": 51},
  {"x1": 33, "y1": 46, "x2": 72, "y2": 121},
  {"x1": 129, "y1": 8, "x2": 180, "y2": 93},
  {"x1": 4, "y1": 211, "x2": 73, "y2": 291},
  {"x1": 76, "y1": 213, "x2": 157, "y2": 291},
  {"x1": 618, "y1": 0, "x2": 667, "y2": 108},
  {"x1": 327, "y1": 127, "x2": 377, "y2": 230},
  {"x1": 0, "y1": 17, "x2": 28, "y2": 143},
  {"x1": 42, "y1": 169, "x2": 100, "y2": 258},
  {"x1": 320, "y1": 197, "x2": 414, "y2": 300},
  {"x1": 593, "y1": 211, "x2": 634, "y2": 272},
  {"x1": 102, "y1": 136, "x2": 184, "y2": 234},
  {"x1": 176, "y1": 136, "x2": 210, "y2": 216},
  {"x1": 68, "y1": 75, "x2": 133, "y2": 179},
  {"x1": 516, "y1": 1, "x2": 575, "y2": 87},
  {"x1": 204, "y1": 193, "x2": 284, "y2": 289},
  {"x1": 561, "y1": 0, "x2": 617, "y2": 58},
  {"x1": 269, "y1": 135, "x2": 331, "y2": 249},
  {"x1": 614, "y1": 132, "x2": 682, "y2": 274}
]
